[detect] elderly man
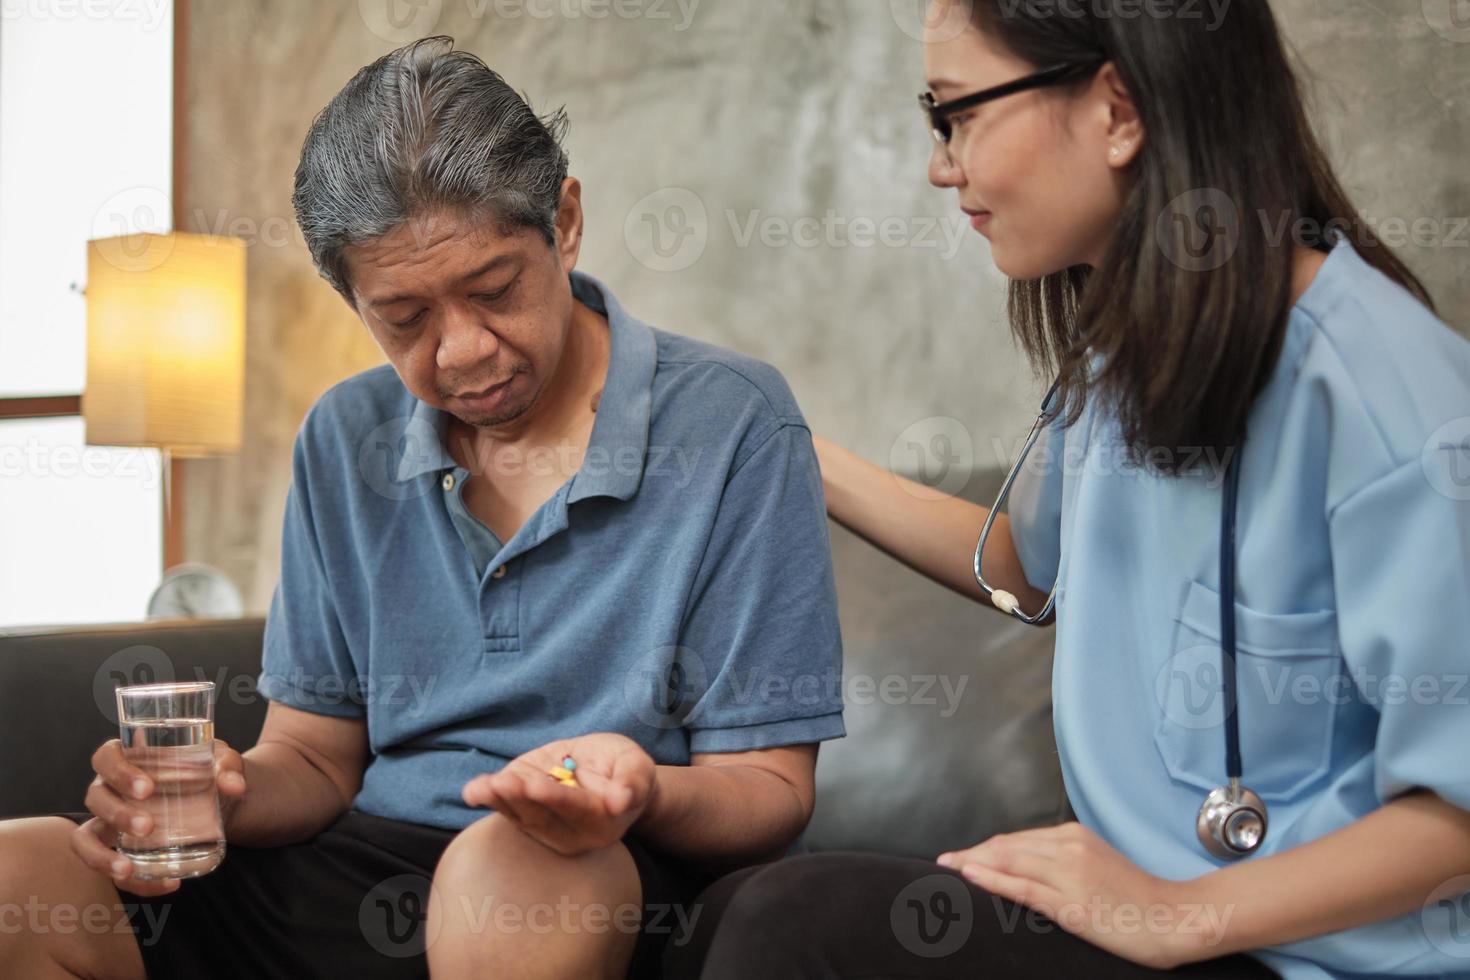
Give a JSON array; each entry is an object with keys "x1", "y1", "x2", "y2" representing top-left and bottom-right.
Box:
[{"x1": 0, "y1": 36, "x2": 843, "y2": 980}]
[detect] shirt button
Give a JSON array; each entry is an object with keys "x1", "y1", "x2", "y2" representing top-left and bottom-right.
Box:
[
  {"x1": 491, "y1": 565, "x2": 507, "y2": 580},
  {"x1": 441, "y1": 472, "x2": 455, "y2": 492}
]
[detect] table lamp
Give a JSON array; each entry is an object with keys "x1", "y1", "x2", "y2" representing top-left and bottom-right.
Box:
[{"x1": 83, "y1": 231, "x2": 245, "y2": 584}]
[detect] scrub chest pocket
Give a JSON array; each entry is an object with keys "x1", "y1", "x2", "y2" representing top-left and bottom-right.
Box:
[{"x1": 1154, "y1": 577, "x2": 1343, "y2": 802}]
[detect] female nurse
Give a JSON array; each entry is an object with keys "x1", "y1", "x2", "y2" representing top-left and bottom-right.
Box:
[{"x1": 664, "y1": 0, "x2": 1470, "y2": 977}]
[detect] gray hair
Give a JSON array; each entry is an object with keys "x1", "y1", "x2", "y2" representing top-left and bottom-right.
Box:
[{"x1": 292, "y1": 36, "x2": 570, "y2": 305}]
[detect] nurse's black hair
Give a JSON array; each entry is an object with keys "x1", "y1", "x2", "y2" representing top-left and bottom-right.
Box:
[{"x1": 964, "y1": 0, "x2": 1435, "y2": 474}]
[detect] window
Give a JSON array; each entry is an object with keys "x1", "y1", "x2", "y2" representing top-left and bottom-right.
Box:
[{"x1": 0, "y1": 3, "x2": 174, "y2": 627}]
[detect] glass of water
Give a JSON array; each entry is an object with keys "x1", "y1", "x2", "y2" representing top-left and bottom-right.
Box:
[{"x1": 115, "y1": 680, "x2": 226, "y2": 879}]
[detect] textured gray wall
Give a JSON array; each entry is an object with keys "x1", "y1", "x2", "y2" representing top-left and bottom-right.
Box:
[{"x1": 177, "y1": 0, "x2": 1468, "y2": 609}]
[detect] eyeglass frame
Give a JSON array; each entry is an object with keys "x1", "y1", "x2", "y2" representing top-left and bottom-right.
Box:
[{"x1": 919, "y1": 59, "x2": 1107, "y2": 156}]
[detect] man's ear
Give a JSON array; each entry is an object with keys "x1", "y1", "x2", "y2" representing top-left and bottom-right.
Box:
[{"x1": 554, "y1": 177, "x2": 584, "y2": 273}]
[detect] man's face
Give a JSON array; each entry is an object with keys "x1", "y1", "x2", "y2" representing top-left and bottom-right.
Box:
[{"x1": 343, "y1": 200, "x2": 579, "y2": 428}]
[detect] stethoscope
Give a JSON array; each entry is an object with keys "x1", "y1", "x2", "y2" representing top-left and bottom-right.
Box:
[{"x1": 973, "y1": 377, "x2": 1268, "y2": 861}]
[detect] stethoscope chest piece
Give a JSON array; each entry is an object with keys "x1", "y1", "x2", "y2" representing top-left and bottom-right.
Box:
[{"x1": 1197, "y1": 780, "x2": 1268, "y2": 860}]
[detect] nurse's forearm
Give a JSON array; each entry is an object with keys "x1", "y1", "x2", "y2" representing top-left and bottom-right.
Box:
[
  {"x1": 813, "y1": 436, "x2": 1048, "y2": 614},
  {"x1": 1174, "y1": 790, "x2": 1470, "y2": 961}
]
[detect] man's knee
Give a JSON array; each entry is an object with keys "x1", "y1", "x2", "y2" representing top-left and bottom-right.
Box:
[
  {"x1": 0, "y1": 817, "x2": 82, "y2": 919},
  {"x1": 427, "y1": 815, "x2": 642, "y2": 978},
  {"x1": 434, "y1": 813, "x2": 640, "y2": 899},
  {"x1": 0, "y1": 817, "x2": 146, "y2": 980}
]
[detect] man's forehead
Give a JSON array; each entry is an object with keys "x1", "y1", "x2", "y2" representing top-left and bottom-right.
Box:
[
  {"x1": 358, "y1": 209, "x2": 519, "y2": 258},
  {"x1": 347, "y1": 214, "x2": 528, "y2": 304}
]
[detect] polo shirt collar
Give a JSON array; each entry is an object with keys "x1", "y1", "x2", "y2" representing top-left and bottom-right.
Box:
[{"x1": 393, "y1": 270, "x2": 656, "y2": 504}]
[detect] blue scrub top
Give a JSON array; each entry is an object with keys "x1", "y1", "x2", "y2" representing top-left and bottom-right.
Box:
[
  {"x1": 1009, "y1": 232, "x2": 1470, "y2": 979},
  {"x1": 258, "y1": 270, "x2": 845, "y2": 831}
]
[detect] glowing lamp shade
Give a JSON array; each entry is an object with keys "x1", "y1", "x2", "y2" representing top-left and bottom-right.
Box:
[{"x1": 84, "y1": 232, "x2": 245, "y2": 456}]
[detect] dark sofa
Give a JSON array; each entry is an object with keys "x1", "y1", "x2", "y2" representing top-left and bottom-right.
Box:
[{"x1": 1, "y1": 480, "x2": 1069, "y2": 854}]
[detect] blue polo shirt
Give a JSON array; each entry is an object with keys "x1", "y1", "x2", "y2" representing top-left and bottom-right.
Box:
[{"x1": 258, "y1": 271, "x2": 845, "y2": 831}]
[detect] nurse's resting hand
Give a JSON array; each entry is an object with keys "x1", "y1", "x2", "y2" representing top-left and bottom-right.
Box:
[
  {"x1": 461, "y1": 732, "x2": 657, "y2": 857},
  {"x1": 937, "y1": 822, "x2": 1227, "y2": 970}
]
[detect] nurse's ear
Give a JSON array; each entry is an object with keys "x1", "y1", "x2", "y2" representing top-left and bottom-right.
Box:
[{"x1": 1094, "y1": 62, "x2": 1145, "y2": 169}]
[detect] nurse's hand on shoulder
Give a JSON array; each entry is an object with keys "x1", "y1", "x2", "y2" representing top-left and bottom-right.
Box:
[
  {"x1": 937, "y1": 822, "x2": 1222, "y2": 970},
  {"x1": 461, "y1": 732, "x2": 656, "y2": 857}
]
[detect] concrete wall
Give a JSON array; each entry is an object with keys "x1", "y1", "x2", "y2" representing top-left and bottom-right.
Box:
[{"x1": 177, "y1": 0, "x2": 1469, "y2": 610}]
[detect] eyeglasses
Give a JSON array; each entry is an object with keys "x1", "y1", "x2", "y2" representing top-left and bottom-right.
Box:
[{"x1": 919, "y1": 60, "x2": 1106, "y2": 166}]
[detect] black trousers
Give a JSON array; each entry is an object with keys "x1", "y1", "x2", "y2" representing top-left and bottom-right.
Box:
[
  {"x1": 663, "y1": 852, "x2": 1280, "y2": 979},
  {"x1": 60, "y1": 809, "x2": 714, "y2": 980}
]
